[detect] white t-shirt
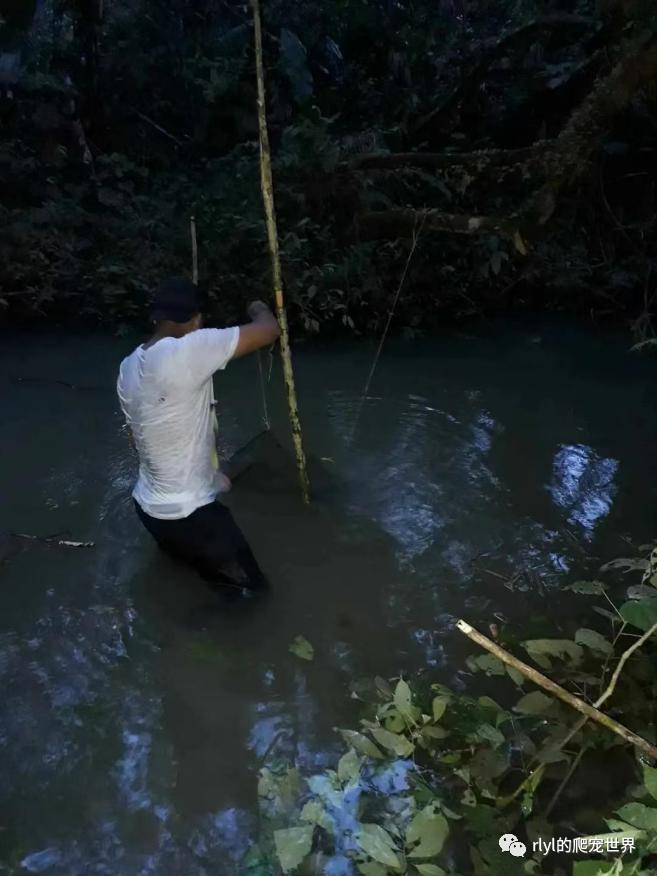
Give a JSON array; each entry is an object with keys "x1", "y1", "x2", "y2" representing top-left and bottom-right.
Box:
[{"x1": 117, "y1": 327, "x2": 240, "y2": 520}]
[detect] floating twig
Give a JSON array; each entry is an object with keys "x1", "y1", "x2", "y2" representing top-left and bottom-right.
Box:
[{"x1": 9, "y1": 532, "x2": 95, "y2": 549}]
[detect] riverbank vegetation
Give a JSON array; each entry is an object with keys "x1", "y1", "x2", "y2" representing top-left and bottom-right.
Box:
[
  {"x1": 2, "y1": 0, "x2": 657, "y2": 337},
  {"x1": 250, "y1": 544, "x2": 657, "y2": 875}
]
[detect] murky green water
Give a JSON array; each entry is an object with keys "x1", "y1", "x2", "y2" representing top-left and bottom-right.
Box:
[{"x1": 1, "y1": 321, "x2": 656, "y2": 874}]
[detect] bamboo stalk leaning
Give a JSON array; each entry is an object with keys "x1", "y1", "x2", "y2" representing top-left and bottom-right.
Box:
[{"x1": 251, "y1": 0, "x2": 310, "y2": 504}]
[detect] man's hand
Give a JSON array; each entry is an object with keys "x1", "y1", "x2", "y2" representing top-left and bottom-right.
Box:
[{"x1": 233, "y1": 300, "x2": 281, "y2": 359}]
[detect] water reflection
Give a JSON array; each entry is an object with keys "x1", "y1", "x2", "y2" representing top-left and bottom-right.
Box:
[{"x1": 548, "y1": 443, "x2": 618, "y2": 537}]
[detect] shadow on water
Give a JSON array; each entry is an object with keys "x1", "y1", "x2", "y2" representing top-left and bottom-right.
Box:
[{"x1": 1, "y1": 321, "x2": 657, "y2": 872}]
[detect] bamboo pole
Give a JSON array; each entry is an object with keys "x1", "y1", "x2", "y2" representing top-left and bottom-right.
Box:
[
  {"x1": 251, "y1": 0, "x2": 310, "y2": 504},
  {"x1": 190, "y1": 215, "x2": 199, "y2": 286},
  {"x1": 456, "y1": 619, "x2": 657, "y2": 761}
]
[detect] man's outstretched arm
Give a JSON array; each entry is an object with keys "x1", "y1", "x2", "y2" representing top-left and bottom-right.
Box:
[{"x1": 233, "y1": 300, "x2": 280, "y2": 359}]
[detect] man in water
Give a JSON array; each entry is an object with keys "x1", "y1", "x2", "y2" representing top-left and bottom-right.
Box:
[{"x1": 117, "y1": 276, "x2": 280, "y2": 592}]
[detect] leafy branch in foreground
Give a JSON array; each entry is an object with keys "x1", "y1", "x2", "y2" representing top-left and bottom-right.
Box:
[{"x1": 246, "y1": 543, "x2": 657, "y2": 875}]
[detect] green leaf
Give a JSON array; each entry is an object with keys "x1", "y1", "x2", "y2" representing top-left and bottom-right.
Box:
[
  {"x1": 338, "y1": 729, "x2": 384, "y2": 760},
  {"x1": 601, "y1": 557, "x2": 649, "y2": 573},
  {"x1": 627, "y1": 584, "x2": 657, "y2": 601},
  {"x1": 299, "y1": 800, "x2": 332, "y2": 832},
  {"x1": 616, "y1": 802, "x2": 657, "y2": 831},
  {"x1": 337, "y1": 748, "x2": 361, "y2": 784},
  {"x1": 575, "y1": 628, "x2": 613, "y2": 656},
  {"x1": 467, "y1": 654, "x2": 506, "y2": 676},
  {"x1": 384, "y1": 712, "x2": 405, "y2": 733},
  {"x1": 289, "y1": 635, "x2": 314, "y2": 661},
  {"x1": 506, "y1": 666, "x2": 525, "y2": 686},
  {"x1": 644, "y1": 764, "x2": 657, "y2": 802},
  {"x1": 513, "y1": 230, "x2": 528, "y2": 255},
  {"x1": 592, "y1": 826, "x2": 643, "y2": 843},
  {"x1": 514, "y1": 691, "x2": 554, "y2": 716},
  {"x1": 620, "y1": 599, "x2": 657, "y2": 632},
  {"x1": 421, "y1": 725, "x2": 450, "y2": 740},
  {"x1": 477, "y1": 695, "x2": 505, "y2": 715},
  {"x1": 375, "y1": 676, "x2": 393, "y2": 699},
  {"x1": 572, "y1": 863, "x2": 616, "y2": 875},
  {"x1": 370, "y1": 726, "x2": 415, "y2": 757},
  {"x1": 567, "y1": 580, "x2": 606, "y2": 595},
  {"x1": 469, "y1": 747, "x2": 509, "y2": 785},
  {"x1": 474, "y1": 723, "x2": 505, "y2": 748},
  {"x1": 241, "y1": 843, "x2": 273, "y2": 875},
  {"x1": 461, "y1": 788, "x2": 477, "y2": 807},
  {"x1": 523, "y1": 639, "x2": 583, "y2": 669},
  {"x1": 394, "y1": 679, "x2": 414, "y2": 719},
  {"x1": 273, "y1": 826, "x2": 314, "y2": 873},
  {"x1": 416, "y1": 866, "x2": 447, "y2": 876},
  {"x1": 406, "y1": 805, "x2": 449, "y2": 858},
  {"x1": 432, "y1": 696, "x2": 448, "y2": 721},
  {"x1": 355, "y1": 824, "x2": 402, "y2": 870},
  {"x1": 605, "y1": 818, "x2": 643, "y2": 834},
  {"x1": 257, "y1": 767, "x2": 300, "y2": 813},
  {"x1": 357, "y1": 864, "x2": 388, "y2": 876}
]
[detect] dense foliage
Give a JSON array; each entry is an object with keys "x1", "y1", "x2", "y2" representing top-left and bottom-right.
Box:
[
  {"x1": 1, "y1": 0, "x2": 657, "y2": 335},
  {"x1": 250, "y1": 545, "x2": 657, "y2": 875}
]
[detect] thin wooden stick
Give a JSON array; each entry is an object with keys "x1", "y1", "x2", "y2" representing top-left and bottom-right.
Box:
[
  {"x1": 190, "y1": 215, "x2": 199, "y2": 286},
  {"x1": 135, "y1": 109, "x2": 183, "y2": 145},
  {"x1": 350, "y1": 213, "x2": 425, "y2": 445},
  {"x1": 597, "y1": 620, "x2": 657, "y2": 709},
  {"x1": 251, "y1": 0, "x2": 310, "y2": 504},
  {"x1": 456, "y1": 619, "x2": 657, "y2": 760},
  {"x1": 10, "y1": 532, "x2": 95, "y2": 549},
  {"x1": 545, "y1": 743, "x2": 587, "y2": 817},
  {"x1": 538, "y1": 619, "x2": 657, "y2": 764},
  {"x1": 498, "y1": 619, "x2": 657, "y2": 808}
]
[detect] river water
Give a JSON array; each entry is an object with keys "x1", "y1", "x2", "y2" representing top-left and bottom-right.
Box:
[{"x1": 1, "y1": 321, "x2": 656, "y2": 874}]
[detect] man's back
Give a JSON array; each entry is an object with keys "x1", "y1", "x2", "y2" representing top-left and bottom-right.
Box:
[{"x1": 117, "y1": 327, "x2": 239, "y2": 520}]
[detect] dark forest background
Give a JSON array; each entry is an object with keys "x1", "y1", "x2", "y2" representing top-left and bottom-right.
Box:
[{"x1": 1, "y1": 0, "x2": 657, "y2": 337}]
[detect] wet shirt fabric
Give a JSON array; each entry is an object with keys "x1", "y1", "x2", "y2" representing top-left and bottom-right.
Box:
[{"x1": 117, "y1": 327, "x2": 239, "y2": 520}]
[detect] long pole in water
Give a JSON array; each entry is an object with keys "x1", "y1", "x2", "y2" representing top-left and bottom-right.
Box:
[{"x1": 251, "y1": 0, "x2": 311, "y2": 504}]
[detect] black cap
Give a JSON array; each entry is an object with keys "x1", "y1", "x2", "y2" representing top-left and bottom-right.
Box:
[{"x1": 150, "y1": 276, "x2": 202, "y2": 323}]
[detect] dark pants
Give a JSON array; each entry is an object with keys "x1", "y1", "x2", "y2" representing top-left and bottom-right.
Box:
[{"x1": 135, "y1": 500, "x2": 267, "y2": 592}]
